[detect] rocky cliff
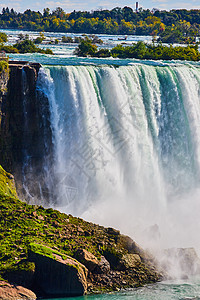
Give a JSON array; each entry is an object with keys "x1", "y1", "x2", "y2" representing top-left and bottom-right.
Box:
[
  {"x1": 0, "y1": 164, "x2": 162, "y2": 298},
  {"x1": 0, "y1": 62, "x2": 52, "y2": 201}
]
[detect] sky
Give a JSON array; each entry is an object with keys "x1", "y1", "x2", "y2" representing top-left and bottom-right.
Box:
[{"x1": 0, "y1": 0, "x2": 200, "y2": 13}]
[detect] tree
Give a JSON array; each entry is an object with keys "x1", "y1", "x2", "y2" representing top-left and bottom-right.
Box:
[
  {"x1": 74, "y1": 37, "x2": 97, "y2": 56},
  {"x1": 43, "y1": 8, "x2": 50, "y2": 17},
  {"x1": 52, "y1": 7, "x2": 65, "y2": 19}
]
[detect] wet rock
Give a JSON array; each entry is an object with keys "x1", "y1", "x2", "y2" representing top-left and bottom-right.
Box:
[
  {"x1": 28, "y1": 243, "x2": 88, "y2": 297},
  {"x1": 0, "y1": 281, "x2": 36, "y2": 300}
]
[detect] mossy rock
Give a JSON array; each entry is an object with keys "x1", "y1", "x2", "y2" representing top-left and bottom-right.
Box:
[
  {"x1": 4, "y1": 261, "x2": 35, "y2": 288},
  {"x1": 0, "y1": 166, "x2": 162, "y2": 293},
  {"x1": 28, "y1": 243, "x2": 88, "y2": 297},
  {"x1": 0, "y1": 165, "x2": 17, "y2": 198}
]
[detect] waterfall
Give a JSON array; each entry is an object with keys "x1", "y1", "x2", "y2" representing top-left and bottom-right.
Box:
[{"x1": 33, "y1": 63, "x2": 200, "y2": 249}]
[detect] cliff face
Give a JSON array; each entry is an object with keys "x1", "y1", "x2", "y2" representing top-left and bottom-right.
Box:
[{"x1": 0, "y1": 62, "x2": 52, "y2": 200}]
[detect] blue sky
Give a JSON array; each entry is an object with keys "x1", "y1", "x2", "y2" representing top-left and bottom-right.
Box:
[{"x1": 0, "y1": 0, "x2": 199, "y2": 13}]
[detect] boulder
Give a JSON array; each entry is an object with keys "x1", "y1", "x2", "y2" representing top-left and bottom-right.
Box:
[
  {"x1": 0, "y1": 281, "x2": 36, "y2": 300},
  {"x1": 119, "y1": 254, "x2": 141, "y2": 270},
  {"x1": 4, "y1": 261, "x2": 35, "y2": 288},
  {"x1": 75, "y1": 249, "x2": 110, "y2": 274},
  {"x1": 75, "y1": 249, "x2": 99, "y2": 272},
  {"x1": 120, "y1": 235, "x2": 155, "y2": 263},
  {"x1": 94, "y1": 256, "x2": 110, "y2": 274},
  {"x1": 117, "y1": 254, "x2": 141, "y2": 271},
  {"x1": 28, "y1": 243, "x2": 88, "y2": 297}
]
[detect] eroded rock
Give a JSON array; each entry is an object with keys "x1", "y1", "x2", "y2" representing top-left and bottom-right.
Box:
[
  {"x1": 118, "y1": 254, "x2": 141, "y2": 270},
  {"x1": 0, "y1": 281, "x2": 36, "y2": 300},
  {"x1": 94, "y1": 256, "x2": 110, "y2": 274},
  {"x1": 28, "y1": 243, "x2": 88, "y2": 297},
  {"x1": 75, "y1": 249, "x2": 99, "y2": 272}
]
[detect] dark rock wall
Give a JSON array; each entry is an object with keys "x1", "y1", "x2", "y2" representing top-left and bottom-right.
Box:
[{"x1": 0, "y1": 62, "x2": 52, "y2": 201}]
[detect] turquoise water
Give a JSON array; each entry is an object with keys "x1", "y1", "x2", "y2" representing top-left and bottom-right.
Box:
[{"x1": 44, "y1": 280, "x2": 200, "y2": 300}]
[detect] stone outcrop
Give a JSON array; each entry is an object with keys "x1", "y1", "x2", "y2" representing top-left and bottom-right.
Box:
[
  {"x1": 75, "y1": 249, "x2": 100, "y2": 272},
  {"x1": 0, "y1": 281, "x2": 36, "y2": 300},
  {"x1": 118, "y1": 254, "x2": 141, "y2": 270},
  {"x1": 0, "y1": 61, "x2": 53, "y2": 202},
  {"x1": 4, "y1": 261, "x2": 35, "y2": 289},
  {"x1": 75, "y1": 249, "x2": 110, "y2": 274},
  {"x1": 28, "y1": 243, "x2": 88, "y2": 297},
  {"x1": 0, "y1": 62, "x2": 40, "y2": 172},
  {"x1": 95, "y1": 256, "x2": 110, "y2": 274}
]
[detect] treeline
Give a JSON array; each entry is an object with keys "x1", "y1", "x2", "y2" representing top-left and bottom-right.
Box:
[
  {"x1": 1, "y1": 6, "x2": 200, "y2": 43},
  {"x1": 75, "y1": 38, "x2": 200, "y2": 61}
]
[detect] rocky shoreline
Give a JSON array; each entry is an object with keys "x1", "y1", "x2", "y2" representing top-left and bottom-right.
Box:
[{"x1": 0, "y1": 164, "x2": 163, "y2": 299}]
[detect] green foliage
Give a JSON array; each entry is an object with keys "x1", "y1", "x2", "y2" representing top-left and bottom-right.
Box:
[
  {"x1": 0, "y1": 33, "x2": 52, "y2": 54},
  {"x1": 76, "y1": 39, "x2": 200, "y2": 61},
  {"x1": 74, "y1": 37, "x2": 97, "y2": 56},
  {"x1": 34, "y1": 32, "x2": 45, "y2": 44},
  {"x1": 95, "y1": 48, "x2": 111, "y2": 57},
  {"x1": 103, "y1": 247, "x2": 123, "y2": 269},
  {"x1": 0, "y1": 165, "x2": 17, "y2": 197},
  {"x1": 0, "y1": 45, "x2": 19, "y2": 53},
  {"x1": 0, "y1": 32, "x2": 7, "y2": 43},
  {"x1": 13, "y1": 39, "x2": 53, "y2": 54},
  {"x1": 33, "y1": 37, "x2": 44, "y2": 44},
  {"x1": 6, "y1": 261, "x2": 35, "y2": 273},
  {"x1": 0, "y1": 60, "x2": 8, "y2": 72},
  {"x1": 44, "y1": 48, "x2": 53, "y2": 54},
  {"x1": 14, "y1": 39, "x2": 38, "y2": 53},
  {"x1": 1, "y1": 6, "x2": 199, "y2": 40},
  {"x1": 158, "y1": 20, "x2": 198, "y2": 44},
  {"x1": 62, "y1": 36, "x2": 73, "y2": 43}
]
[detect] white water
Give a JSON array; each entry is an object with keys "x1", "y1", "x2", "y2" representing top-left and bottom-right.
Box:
[{"x1": 33, "y1": 63, "x2": 200, "y2": 257}]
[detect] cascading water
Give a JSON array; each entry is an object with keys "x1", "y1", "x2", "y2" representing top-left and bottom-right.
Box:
[{"x1": 26, "y1": 63, "x2": 200, "y2": 253}]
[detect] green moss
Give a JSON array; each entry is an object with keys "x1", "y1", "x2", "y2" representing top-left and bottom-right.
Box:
[
  {"x1": 29, "y1": 243, "x2": 68, "y2": 261},
  {"x1": 0, "y1": 60, "x2": 9, "y2": 74},
  {"x1": 29, "y1": 243, "x2": 86, "y2": 274},
  {"x1": 0, "y1": 165, "x2": 17, "y2": 198},
  {"x1": 6, "y1": 261, "x2": 35, "y2": 273}
]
